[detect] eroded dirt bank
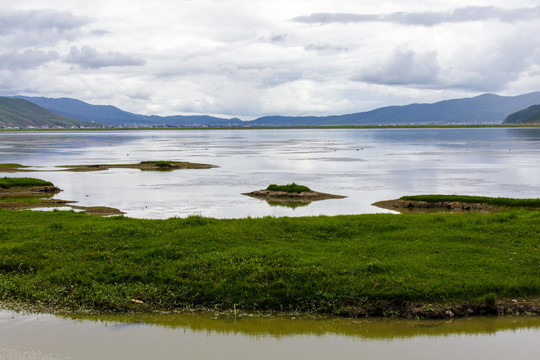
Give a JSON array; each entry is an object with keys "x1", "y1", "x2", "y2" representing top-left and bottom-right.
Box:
[{"x1": 373, "y1": 199, "x2": 502, "y2": 213}]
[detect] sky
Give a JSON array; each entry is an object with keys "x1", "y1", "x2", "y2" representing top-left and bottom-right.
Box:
[{"x1": 1, "y1": 0, "x2": 540, "y2": 119}]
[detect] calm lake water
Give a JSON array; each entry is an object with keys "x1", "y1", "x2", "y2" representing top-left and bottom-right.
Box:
[
  {"x1": 1, "y1": 309, "x2": 539, "y2": 360},
  {"x1": 1, "y1": 127, "x2": 539, "y2": 218}
]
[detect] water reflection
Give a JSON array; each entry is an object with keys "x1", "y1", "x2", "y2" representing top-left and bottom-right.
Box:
[{"x1": 1, "y1": 309, "x2": 539, "y2": 360}]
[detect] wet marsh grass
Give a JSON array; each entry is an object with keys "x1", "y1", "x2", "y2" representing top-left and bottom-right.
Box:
[
  {"x1": 0, "y1": 177, "x2": 53, "y2": 188},
  {"x1": 0, "y1": 209, "x2": 539, "y2": 314}
]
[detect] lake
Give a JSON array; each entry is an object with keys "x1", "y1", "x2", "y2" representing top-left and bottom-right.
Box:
[
  {"x1": 1, "y1": 309, "x2": 539, "y2": 360},
  {"x1": 1, "y1": 127, "x2": 540, "y2": 358},
  {"x1": 1, "y1": 127, "x2": 539, "y2": 218}
]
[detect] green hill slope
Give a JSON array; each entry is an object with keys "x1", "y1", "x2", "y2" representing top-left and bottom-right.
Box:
[
  {"x1": 0, "y1": 97, "x2": 97, "y2": 128},
  {"x1": 502, "y1": 104, "x2": 540, "y2": 124}
]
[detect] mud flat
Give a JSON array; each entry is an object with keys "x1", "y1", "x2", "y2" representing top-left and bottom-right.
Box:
[
  {"x1": 0, "y1": 163, "x2": 32, "y2": 173},
  {"x1": 0, "y1": 161, "x2": 217, "y2": 173},
  {"x1": 58, "y1": 160, "x2": 217, "y2": 172}
]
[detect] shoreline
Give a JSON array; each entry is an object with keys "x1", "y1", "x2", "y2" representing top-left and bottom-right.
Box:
[
  {"x1": 2, "y1": 124, "x2": 540, "y2": 132},
  {"x1": 2, "y1": 297, "x2": 539, "y2": 320}
]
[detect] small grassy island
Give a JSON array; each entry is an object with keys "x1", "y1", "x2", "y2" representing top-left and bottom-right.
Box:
[
  {"x1": 374, "y1": 195, "x2": 540, "y2": 213},
  {"x1": 0, "y1": 189, "x2": 539, "y2": 318},
  {"x1": 59, "y1": 160, "x2": 217, "y2": 172},
  {"x1": 0, "y1": 161, "x2": 217, "y2": 173},
  {"x1": 243, "y1": 183, "x2": 346, "y2": 203}
]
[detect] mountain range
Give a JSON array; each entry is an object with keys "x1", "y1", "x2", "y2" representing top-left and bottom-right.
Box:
[
  {"x1": 0, "y1": 97, "x2": 93, "y2": 128},
  {"x1": 2, "y1": 91, "x2": 540, "y2": 128}
]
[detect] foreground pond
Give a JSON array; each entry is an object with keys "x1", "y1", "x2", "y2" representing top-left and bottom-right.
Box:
[{"x1": 1, "y1": 309, "x2": 539, "y2": 359}]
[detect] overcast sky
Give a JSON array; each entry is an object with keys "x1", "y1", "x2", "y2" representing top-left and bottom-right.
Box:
[{"x1": 1, "y1": 0, "x2": 540, "y2": 119}]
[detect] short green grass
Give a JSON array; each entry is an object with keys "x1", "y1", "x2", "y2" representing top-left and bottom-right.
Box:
[
  {"x1": 0, "y1": 208, "x2": 538, "y2": 314},
  {"x1": 266, "y1": 183, "x2": 312, "y2": 193},
  {"x1": 400, "y1": 195, "x2": 540, "y2": 209},
  {"x1": 0, "y1": 177, "x2": 53, "y2": 189}
]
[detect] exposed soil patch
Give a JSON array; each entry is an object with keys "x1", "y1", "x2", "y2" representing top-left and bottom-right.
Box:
[
  {"x1": 344, "y1": 298, "x2": 540, "y2": 319},
  {"x1": 243, "y1": 189, "x2": 346, "y2": 203},
  {"x1": 373, "y1": 199, "x2": 503, "y2": 213}
]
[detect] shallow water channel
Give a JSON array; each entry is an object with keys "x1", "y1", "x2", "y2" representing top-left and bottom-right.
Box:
[{"x1": 1, "y1": 309, "x2": 539, "y2": 360}]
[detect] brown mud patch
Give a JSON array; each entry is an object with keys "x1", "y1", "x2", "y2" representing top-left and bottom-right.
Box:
[
  {"x1": 344, "y1": 298, "x2": 540, "y2": 319},
  {"x1": 243, "y1": 189, "x2": 346, "y2": 203},
  {"x1": 373, "y1": 199, "x2": 502, "y2": 213},
  {"x1": 0, "y1": 185, "x2": 62, "y2": 198}
]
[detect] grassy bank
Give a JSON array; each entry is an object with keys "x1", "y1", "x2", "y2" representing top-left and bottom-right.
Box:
[{"x1": 1, "y1": 209, "x2": 539, "y2": 316}]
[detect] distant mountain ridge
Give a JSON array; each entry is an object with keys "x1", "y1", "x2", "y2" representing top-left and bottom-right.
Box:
[
  {"x1": 503, "y1": 104, "x2": 540, "y2": 124},
  {"x1": 250, "y1": 92, "x2": 540, "y2": 126},
  {"x1": 14, "y1": 96, "x2": 243, "y2": 127},
  {"x1": 0, "y1": 97, "x2": 94, "y2": 128},
  {"x1": 10, "y1": 91, "x2": 540, "y2": 127}
]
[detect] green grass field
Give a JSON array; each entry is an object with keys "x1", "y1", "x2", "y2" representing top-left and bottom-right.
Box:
[{"x1": 1, "y1": 208, "x2": 538, "y2": 315}]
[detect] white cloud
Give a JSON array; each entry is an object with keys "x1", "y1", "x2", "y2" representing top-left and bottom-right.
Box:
[
  {"x1": 1, "y1": 1, "x2": 540, "y2": 117},
  {"x1": 0, "y1": 50, "x2": 59, "y2": 69}
]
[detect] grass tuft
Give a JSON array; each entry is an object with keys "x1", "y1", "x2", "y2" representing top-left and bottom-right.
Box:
[{"x1": 266, "y1": 183, "x2": 312, "y2": 193}]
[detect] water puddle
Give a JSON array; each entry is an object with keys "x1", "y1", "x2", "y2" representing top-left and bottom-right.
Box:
[{"x1": 1, "y1": 309, "x2": 539, "y2": 360}]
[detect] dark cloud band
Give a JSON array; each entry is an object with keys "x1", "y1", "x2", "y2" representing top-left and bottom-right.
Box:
[
  {"x1": 65, "y1": 46, "x2": 146, "y2": 69},
  {"x1": 292, "y1": 6, "x2": 540, "y2": 26}
]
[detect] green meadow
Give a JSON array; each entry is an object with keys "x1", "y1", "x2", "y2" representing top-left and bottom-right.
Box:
[{"x1": 0, "y1": 208, "x2": 538, "y2": 315}]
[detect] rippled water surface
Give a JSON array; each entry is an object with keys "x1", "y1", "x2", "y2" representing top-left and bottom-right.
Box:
[{"x1": 1, "y1": 128, "x2": 539, "y2": 218}]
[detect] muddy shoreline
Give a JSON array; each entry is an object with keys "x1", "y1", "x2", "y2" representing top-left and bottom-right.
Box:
[
  {"x1": 2, "y1": 297, "x2": 538, "y2": 320},
  {"x1": 343, "y1": 298, "x2": 540, "y2": 318},
  {"x1": 373, "y1": 199, "x2": 503, "y2": 213}
]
